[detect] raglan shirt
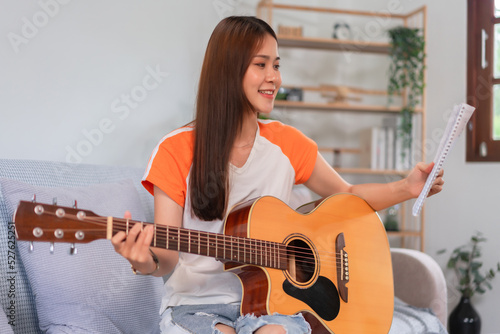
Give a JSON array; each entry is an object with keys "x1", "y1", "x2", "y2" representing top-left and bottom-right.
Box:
[{"x1": 142, "y1": 119, "x2": 318, "y2": 314}]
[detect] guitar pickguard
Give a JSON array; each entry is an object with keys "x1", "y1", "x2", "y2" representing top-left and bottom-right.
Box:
[{"x1": 283, "y1": 276, "x2": 340, "y2": 321}]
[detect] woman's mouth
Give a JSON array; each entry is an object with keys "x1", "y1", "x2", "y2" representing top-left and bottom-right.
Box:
[{"x1": 258, "y1": 90, "x2": 275, "y2": 98}]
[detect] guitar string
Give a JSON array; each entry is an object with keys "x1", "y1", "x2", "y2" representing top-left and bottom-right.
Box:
[
  {"x1": 36, "y1": 212, "x2": 345, "y2": 271},
  {"x1": 38, "y1": 212, "x2": 347, "y2": 267},
  {"x1": 99, "y1": 216, "x2": 346, "y2": 265},
  {"x1": 38, "y1": 226, "x2": 344, "y2": 269},
  {"x1": 43, "y1": 212, "x2": 346, "y2": 267}
]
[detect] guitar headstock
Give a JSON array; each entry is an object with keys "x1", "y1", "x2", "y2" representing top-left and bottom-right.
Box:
[{"x1": 14, "y1": 200, "x2": 107, "y2": 244}]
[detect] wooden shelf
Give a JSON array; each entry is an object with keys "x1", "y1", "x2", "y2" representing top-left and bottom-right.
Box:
[
  {"x1": 277, "y1": 35, "x2": 390, "y2": 54},
  {"x1": 258, "y1": 0, "x2": 427, "y2": 251},
  {"x1": 336, "y1": 168, "x2": 409, "y2": 177},
  {"x1": 387, "y1": 230, "x2": 422, "y2": 237},
  {"x1": 318, "y1": 147, "x2": 361, "y2": 154},
  {"x1": 274, "y1": 100, "x2": 422, "y2": 114},
  {"x1": 317, "y1": 148, "x2": 409, "y2": 176}
]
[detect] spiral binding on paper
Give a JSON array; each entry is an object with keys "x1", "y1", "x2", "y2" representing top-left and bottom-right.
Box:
[{"x1": 412, "y1": 103, "x2": 476, "y2": 216}]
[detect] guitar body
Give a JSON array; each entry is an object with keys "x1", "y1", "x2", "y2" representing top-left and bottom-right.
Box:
[{"x1": 223, "y1": 194, "x2": 394, "y2": 333}]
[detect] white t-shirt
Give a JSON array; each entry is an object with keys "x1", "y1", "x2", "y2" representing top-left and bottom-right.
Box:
[{"x1": 142, "y1": 119, "x2": 317, "y2": 314}]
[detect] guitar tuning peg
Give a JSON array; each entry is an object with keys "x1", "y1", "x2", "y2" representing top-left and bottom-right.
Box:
[
  {"x1": 52, "y1": 197, "x2": 57, "y2": 205},
  {"x1": 29, "y1": 241, "x2": 34, "y2": 252},
  {"x1": 49, "y1": 242, "x2": 54, "y2": 254},
  {"x1": 32, "y1": 194, "x2": 36, "y2": 203},
  {"x1": 73, "y1": 200, "x2": 78, "y2": 209},
  {"x1": 70, "y1": 243, "x2": 77, "y2": 255}
]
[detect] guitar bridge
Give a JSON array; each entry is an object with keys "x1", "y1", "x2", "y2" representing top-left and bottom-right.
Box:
[{"x1": 336, "y1": 233, "x2": 349, "y2": 303}]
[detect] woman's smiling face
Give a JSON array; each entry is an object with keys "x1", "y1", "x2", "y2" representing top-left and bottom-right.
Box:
[{"x1": 242, "y1": 34, "x2": 282, "y2": 115}]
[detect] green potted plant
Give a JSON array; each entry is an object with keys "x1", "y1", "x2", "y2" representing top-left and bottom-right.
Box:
[
  {"x1": 387, "y1": 26, "x2": 425, "y2": 165},
  {"x1": 438, "y1": 231, "x2": 500, "y2": 334}
]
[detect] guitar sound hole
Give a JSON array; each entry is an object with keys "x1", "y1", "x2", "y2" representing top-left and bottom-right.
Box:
[{"x1": 287, "y1": 239, "x2": 316, "y2": 284}]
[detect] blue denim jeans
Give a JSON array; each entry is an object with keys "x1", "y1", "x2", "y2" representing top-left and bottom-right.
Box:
[{"x1": 159, "y1": 304, "x2": 312, "y2": 334}]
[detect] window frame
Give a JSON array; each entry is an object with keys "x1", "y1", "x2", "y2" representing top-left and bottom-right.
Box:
[{"x1": 467, "y1": 0, "x2": 500, "y2": 161}]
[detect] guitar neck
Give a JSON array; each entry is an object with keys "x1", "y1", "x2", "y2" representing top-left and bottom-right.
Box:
[
  {"x1": 114, "y1": 219, "x2": 288, "y2": 270},
  {"x1": 13, "y1": 200, "x2": 288, "y2": 270}
]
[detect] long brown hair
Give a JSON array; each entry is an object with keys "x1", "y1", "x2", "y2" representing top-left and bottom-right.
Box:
[{"x1": 190, "y1": 16, "x2": 277, "y2": 221}]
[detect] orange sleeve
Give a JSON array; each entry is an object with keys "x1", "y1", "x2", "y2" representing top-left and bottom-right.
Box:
[{"x1": 141, "y1": 128, "x2": 194, "y2": 208}]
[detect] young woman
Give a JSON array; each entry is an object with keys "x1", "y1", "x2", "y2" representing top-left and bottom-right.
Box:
[{"x1": 112, "y1": 16, "x2": 443, "y2": 334}]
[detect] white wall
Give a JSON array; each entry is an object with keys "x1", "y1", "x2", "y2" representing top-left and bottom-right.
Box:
[
  {"x1": 421, "y1": 1, "x2": 500, "y2": 332},
  {"x1": 1, "y1": 0, "x2": 499, "y2": 332}
]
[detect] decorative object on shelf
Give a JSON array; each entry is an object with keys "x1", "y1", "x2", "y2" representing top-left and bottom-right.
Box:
[
  {"x1": 278, "y1": 25, "x2": 303, "y2": 37},
  {"x1": 319, "y1": 84, "x2": 362, "y2": 104},
  {"x1": 383, "y1": 205, "x2": 399, "y2": 231},
  {"x1": 286, "y1": 88, "x2": 303, "y2": 101},
  {"x1": 333, "y1": 22, "x2": 351, "y2": 40},
  {"x1": 275, "y1": 87, "x2": 289, "y2": 100},
  {"x1": 387, "y1": 26, "x2": 425, "y2": 163},
  {"x1": 438, "y1": 231, "x2": 500, "y2": 334}
]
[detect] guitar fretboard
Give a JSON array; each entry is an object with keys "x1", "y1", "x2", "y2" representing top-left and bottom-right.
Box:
[{"x1": 115, "y1": 222, "x2": 288, "y2": 270}]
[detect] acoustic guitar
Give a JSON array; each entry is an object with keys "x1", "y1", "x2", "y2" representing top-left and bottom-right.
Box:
[{"x1": 13, "y1": 193, "x2": 394, "y2": 333}]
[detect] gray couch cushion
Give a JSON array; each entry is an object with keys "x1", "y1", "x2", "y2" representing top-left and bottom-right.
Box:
[
  {"x1": 0, "y1": 306, "x2": 14, "y2": 334},
  {"x1": 0, "y1": 159, "x2": 161, "y2": 333},
  {"x1": 1, "y1": 177, "x2": 162, "y2": 334}
]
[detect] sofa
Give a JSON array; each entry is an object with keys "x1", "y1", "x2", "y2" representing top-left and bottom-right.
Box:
[{"x1": 0, "y1": 159, "x2": 447, "y2": 333}]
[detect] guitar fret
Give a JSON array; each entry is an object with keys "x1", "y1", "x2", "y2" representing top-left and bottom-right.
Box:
[
  {"x1": 269, "y1": 243, "x2": 276, "y2": 267},
  {"x1": 166, "y1": 227, "x2": 169, "y2": 249},
  {"x1": 153, "y1": 223, "x2": 157, "y2": 247},
  {"x1": 270, "y1": 241, "x2": 273, "y2": 267},
  {"x1": 176, "y1": 228, "x2": 180, "y2": 251},
  {"x1": 249, "y1": 239, "x2": 253, "y2": 264},
  {"x1": 237, "y1": 236, "x2": 240, "y2": 262},
  {"x1": 270, "y1": 242, "x2": 273, "y2": 268},
  {"x1": 269, "y1": 241, "x2": 272, "y2": 268},
  {"x1": 243, "y1": 238, "x2": 247, "y2": 263},
  {"x1": 240, "y1": 239, "x2": 246, "y2": 262},
  {"x1": 240, "y1": 237, "x2": 243, "y2": 262},
  {"x1": 255, "y1": 240, "x2": 262, "y2": 265},
  {"x1": 262, "y1": 240, "x2": 265, "y2": 267},
  {"x1": 208, "y1": 232, "x2": 211, "y2": 256},
  {"x1": 208, "y1": 234, "x2": 213, "y2": 257},
  {"x1": 256, "y1": 240, "x2": 259, "y2": 265},
  {"x1": 255, "y1": 240, "x2": 258, "y2": 265},
  {"x1": 273, "y1": 243, "x2": 277, "y2": 268},
  {"x1": 272, "y1": 242, "x2": 276, "y2": 268},
  {"x1": 204, "y1": 232, "x2": 209, "y2": 257},
  {"x1": 223, "y1": 235, "x2": 227, "y2": 260},
  {"x1": 265, "y1": 241, "x2": 268, "y2": 267},
  {"x1": 214, "y1": 235, "x2": 218, "y2": 258},
  {"x1": 259, "y1": 240, "x2": 263, "y2": 266},
  {"x1": 274, "y1": 242, "x2": 277, "y2": 268},
  {"x1": 267, "y1": 241, "x2": 270, "y2": 268},
  {"x1": 231, "y1": 237, "x2": 238, "y2": 261},
  {"x1": 231, "y1": 236, "x2": 234, "y2": 261}
]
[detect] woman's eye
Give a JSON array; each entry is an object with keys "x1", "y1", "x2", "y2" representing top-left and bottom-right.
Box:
[
  {"x1": 255, "y1": 63, "x2": 265, "y2": 68},
  {"x1": 274, "y1": 64, "x2": 280, "y2": 70}
]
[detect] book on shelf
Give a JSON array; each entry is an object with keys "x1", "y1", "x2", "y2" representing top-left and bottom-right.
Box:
[{"x1": 359, "y1": 116, "x2": 419, "y2": 171}]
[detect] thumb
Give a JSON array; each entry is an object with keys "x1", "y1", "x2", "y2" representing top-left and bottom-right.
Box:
[
  {"x1": 124, "y1": 210, "x2": 132, "y2": 219},
  {"x1": 418, "y1": 161, "x2": 434, "y2": 174}
]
